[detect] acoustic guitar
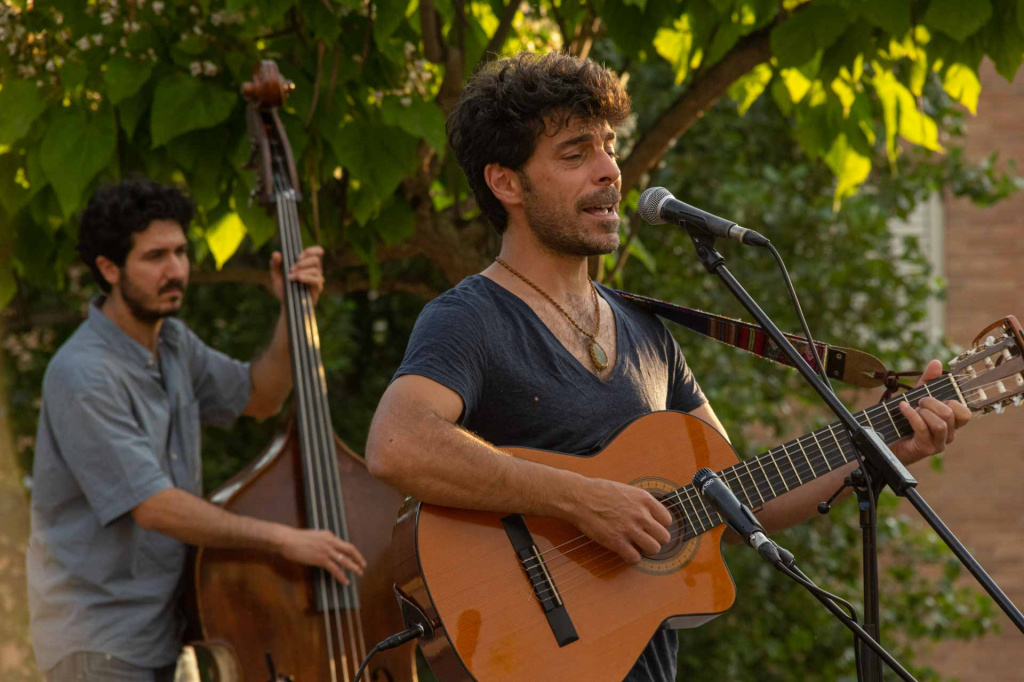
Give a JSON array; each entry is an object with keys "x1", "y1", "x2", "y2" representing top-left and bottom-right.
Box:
[{"x1": 392, "y1": 316, "x2": 1024, "y2": 681}]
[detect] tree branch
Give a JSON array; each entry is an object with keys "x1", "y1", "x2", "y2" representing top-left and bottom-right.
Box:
[
  {"x1": 573, "y1": 15, "x2": 601, "y2": 60},
  {"x1": 482, "y1": 0, "x2": 521, "y2": 63},
  {"x1": 618, "y1": 27, "x2": 774, "y2": 194},
  {"x1": 189, "y1": 268, "x2": 441, "y2": 299},
  {"x1": 420, "y1": 0, "x2": 447, "y2": 64},
  {"x1": 304, "y1": 41, "x2": 326, "y2": 128}
]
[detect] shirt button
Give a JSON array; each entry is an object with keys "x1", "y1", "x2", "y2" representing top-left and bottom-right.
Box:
[
  {"x1": 147, "y1": 359, "x2": 154, "y2": 367},
  {"x1": 171, "y1": 453, "x2": 179, "y2": 461}
]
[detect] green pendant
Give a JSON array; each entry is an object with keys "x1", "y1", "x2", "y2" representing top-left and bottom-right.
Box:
[{"x1": 590, "y1": 340, "x2": 608, "y2": 371}]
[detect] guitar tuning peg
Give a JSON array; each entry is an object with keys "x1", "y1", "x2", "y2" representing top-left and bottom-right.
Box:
[
  {"x1": 1013, "y1": 395, "x2": 1023, "y2": 407},
  {"x1": 994, "y1": 402, "x2": 1005, "y2": 415}
]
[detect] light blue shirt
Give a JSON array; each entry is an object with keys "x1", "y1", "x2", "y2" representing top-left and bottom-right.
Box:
[{"x1": 27, "y1": 299, "x2": 252, "y2": 672}]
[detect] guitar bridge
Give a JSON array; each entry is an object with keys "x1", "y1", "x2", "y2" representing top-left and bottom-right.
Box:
[{"x1": 501, "y1": 515, "x2": 579, "y2": 647}]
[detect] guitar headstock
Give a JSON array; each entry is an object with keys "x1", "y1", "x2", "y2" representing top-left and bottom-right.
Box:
[{"x1": 949, "y1": 316, "x2": 1024, "y2": 415}]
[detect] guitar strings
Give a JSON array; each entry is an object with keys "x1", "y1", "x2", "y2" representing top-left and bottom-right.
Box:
[
  {"x1": 522, "y1": 376, "x2": 964, "y2": 573},
  {"x1": 523, "y1": 377, "x2": 1005, "y2": 601},
  {"x1": 534, "y1": 378, "x2": 969, "y2": 586},
  {"x1": 528, "y1": 378, "x2": 1007, "y2": 606}
]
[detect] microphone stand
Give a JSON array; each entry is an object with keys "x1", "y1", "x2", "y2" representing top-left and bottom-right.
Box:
[{"x1": 681, "y1": 227, "x2": 1024, "y2": 680}]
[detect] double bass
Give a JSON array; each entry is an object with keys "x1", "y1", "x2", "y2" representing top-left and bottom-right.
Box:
[{"x1": 187, "y1": 61, "x2": 415, "y2": 682}]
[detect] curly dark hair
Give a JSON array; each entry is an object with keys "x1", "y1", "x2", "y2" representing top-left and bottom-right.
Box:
[
  {"x1": 447, "y1": 52, "x2": 631, "y2": 234},
  {"x1": 77, "y1": 178, "x2": 195, "y2": 292}
]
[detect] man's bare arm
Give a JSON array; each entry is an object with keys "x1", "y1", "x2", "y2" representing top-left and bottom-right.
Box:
[
  {"x1": 132, "y1": 487, "x2": 366, "y2": 584},
  {"x1": 365, "y1": 374, "x2": 672, "y2": 564}
]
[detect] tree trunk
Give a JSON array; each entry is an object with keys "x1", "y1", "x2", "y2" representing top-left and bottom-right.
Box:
[{"x1": 0, "y1": 319, "x2": 40, "y2": 681}]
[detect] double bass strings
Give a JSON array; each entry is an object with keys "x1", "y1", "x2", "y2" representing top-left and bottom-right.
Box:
[
  {"x1": 274, "y1": 171, "x2": 367, "y2": 680},
  {"x1": 274, "y1": 181, "x2": 345, "y2": 682}
]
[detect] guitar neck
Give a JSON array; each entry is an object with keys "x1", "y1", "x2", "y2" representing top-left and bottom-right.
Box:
[{"x1": 673, "y1": 374, "x2": 964, "y2": 538}]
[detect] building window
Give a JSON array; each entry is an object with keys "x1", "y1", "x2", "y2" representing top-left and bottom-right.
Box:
[{"x1": 888, "y1": 191, "x2": 946, "y2": 343}]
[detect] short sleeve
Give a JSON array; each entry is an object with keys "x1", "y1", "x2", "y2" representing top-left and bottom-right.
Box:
[
  {"x1": 393, "y1": 295, "x2": 488, "y2": 424},
  {"x1": 179, "y1": 324, "x2": 252, "y2": 427},
  {"x1": 664, "y1": 328, "x2": 706, "y2": 413},
  {"x1": 42, "y1": 368, "x2": 172, "y2": 526}
]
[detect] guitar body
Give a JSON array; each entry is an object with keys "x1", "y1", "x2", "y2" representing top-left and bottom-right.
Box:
[{"x1": 394, "y1": 411, "x2": 740, "y2": 682}]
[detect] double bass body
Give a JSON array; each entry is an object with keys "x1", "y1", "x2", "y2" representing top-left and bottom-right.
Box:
[{"x1": 192, "y1": 428, "x2": 413, "y2": 682}]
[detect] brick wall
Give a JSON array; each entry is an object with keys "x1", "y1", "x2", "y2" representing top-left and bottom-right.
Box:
[{"x1": 909, "y1": 59, "x2": 1024, "y2": 681}]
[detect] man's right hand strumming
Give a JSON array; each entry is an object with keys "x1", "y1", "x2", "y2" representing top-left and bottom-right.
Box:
[{"x1": 560, "y1": 478, "x2": 673, "y2": 566}]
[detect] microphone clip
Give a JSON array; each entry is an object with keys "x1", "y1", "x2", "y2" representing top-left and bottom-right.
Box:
[{"x1": 817, "y1": 468, "x2": 870, "y2": 515}]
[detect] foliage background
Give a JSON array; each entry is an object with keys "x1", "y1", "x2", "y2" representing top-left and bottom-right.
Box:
[{"x1": 2, "y1": 0, "x2": 1023, "y2": 680}]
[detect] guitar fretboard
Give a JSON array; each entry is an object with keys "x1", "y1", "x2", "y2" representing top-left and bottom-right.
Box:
[{"x1": 668, "y1": 374, "x2": 963, "y2": 539}]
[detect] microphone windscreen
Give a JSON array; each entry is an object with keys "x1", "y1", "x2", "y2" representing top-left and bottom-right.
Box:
[{"x1": 638, "y1": 187, "x2": 671, "y2": 225}]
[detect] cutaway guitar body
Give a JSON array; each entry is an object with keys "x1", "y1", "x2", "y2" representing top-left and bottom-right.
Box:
[{"x1": 395, "y1": 411, "x2": 739, "y2": 682}]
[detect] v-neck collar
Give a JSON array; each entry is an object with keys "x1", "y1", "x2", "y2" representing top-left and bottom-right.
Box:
[{"x1": 475, "y1": 274, "x2": 624, "y2": 384}]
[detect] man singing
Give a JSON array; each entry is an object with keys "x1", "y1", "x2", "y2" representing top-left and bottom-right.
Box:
[{"x1": 366, "y1": 53, "x2": 970, "y2": 680}]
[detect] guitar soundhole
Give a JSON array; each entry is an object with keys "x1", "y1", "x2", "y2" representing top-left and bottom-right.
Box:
[
  {"x1": 630, "y1": 477, "x2": 701, "y2": 575},
  {"x1": 646, "y1": 490, "x2": 687, "y2": 561}
]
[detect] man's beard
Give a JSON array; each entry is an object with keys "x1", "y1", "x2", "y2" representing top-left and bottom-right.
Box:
[
  {"x1": 120, "y1": 274, "x2": 186, "y2": 324},
  {"x1": 521, "y1": 181, "x2": 621, "y2": 257}
]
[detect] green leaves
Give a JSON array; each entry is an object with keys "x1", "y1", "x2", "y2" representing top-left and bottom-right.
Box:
[
  {"x1": 0, "y1": 81, "x2": 47, "y2": 148},
  {"x1": 103, "y1": 57, "x2": 154, "y2": 106},
  {"x1": 654, "y1": 16, "x2": 695, "y2": 85},
  {"x1": 39, "y1": 109, "x2": 116, "y2": 217},
  {"x1": 380, "y1": 96, "x2": 447, "y2": 156},
  {"x1": 943, "y1": 64, "x2": 981, "y2": 114},
  {"x1": 923, "y1": 0, "x2": 992, "y2": 42},
  {"x1": 771, "y1": 4, "x2": 849, "y2": 69},
  {"x1": 859, "y1": 0, "x2": 910, "y2": 38},
  {"x1": 873, "y1": 68, "x2": 944, "y2": 164},
  {"x1": 205, "y1": 212, "x2": 247, "y2": 269},
  {"x1": 150, "y1": 74, "x2": 236, "y2": 148},
  {"x1": 729, "y1": 64, "x2": 773, "y2": 115},
  {"x1": 984, "y1": 9, "x2": 1024, "y2": 81},
  {"x1": 329, "y1": 117, "x2": 419, "y2": 224},
  {"x1": 825, "y1": 134, "x2": 871, "y2": 210}
]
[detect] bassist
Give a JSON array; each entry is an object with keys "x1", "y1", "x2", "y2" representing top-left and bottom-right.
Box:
[{"x1": 28, "y1": 179, "x2": 366, "y2": 681}]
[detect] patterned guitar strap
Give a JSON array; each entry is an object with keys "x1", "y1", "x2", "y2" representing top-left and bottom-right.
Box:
[{"x1": 614, "y1": 290, "x2": 932, "y2": 401}]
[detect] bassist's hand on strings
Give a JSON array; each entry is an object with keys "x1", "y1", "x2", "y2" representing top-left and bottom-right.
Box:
[
  {"x1": 277, "y1": 526, "x2": 367, "y2": 585},
  {"x1": 891, "y1": 360, "x2": 972, "y2": 465},
  {"x1": 565, "y1": 478, "x2": 673, "y2": 566},
  {"x1": 270, "y1": 245, "x2": 325, "y2": 305}
]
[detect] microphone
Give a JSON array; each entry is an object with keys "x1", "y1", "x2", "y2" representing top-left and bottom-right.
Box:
[
  {"x1": 638, "y1": 187, "x2": 770, "y2": 246},
  {"x1": 692, "y1": 467, "x2": 781, "y2": 564}
]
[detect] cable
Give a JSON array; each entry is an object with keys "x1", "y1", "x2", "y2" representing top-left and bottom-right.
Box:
[
  {"x1": 765, "y1": 242, "x2": 835, "y2": 393},
  {"x1": 353, "y1": 625, "x2": 426, "y2": 682}
]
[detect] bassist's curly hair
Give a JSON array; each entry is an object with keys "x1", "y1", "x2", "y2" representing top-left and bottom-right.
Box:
[
  {"x1": 447, "y1": 52, "x2": 631, "y2": 234},
  {"x1": 77, "y1": 177, "x2": 194, "y2": 292}
]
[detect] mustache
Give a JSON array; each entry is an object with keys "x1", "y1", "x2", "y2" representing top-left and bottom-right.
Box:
[
  {"x1": 159, "y1": 280, "x2": 186, "y2": 294},
  {"x1": 577, "y1": 188, "x2": 622, "y2": 211}
]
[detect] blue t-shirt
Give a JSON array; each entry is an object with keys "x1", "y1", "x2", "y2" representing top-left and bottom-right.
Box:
[{"x1": 395, "y1": 275, "x2": 706, "y2": 681}]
